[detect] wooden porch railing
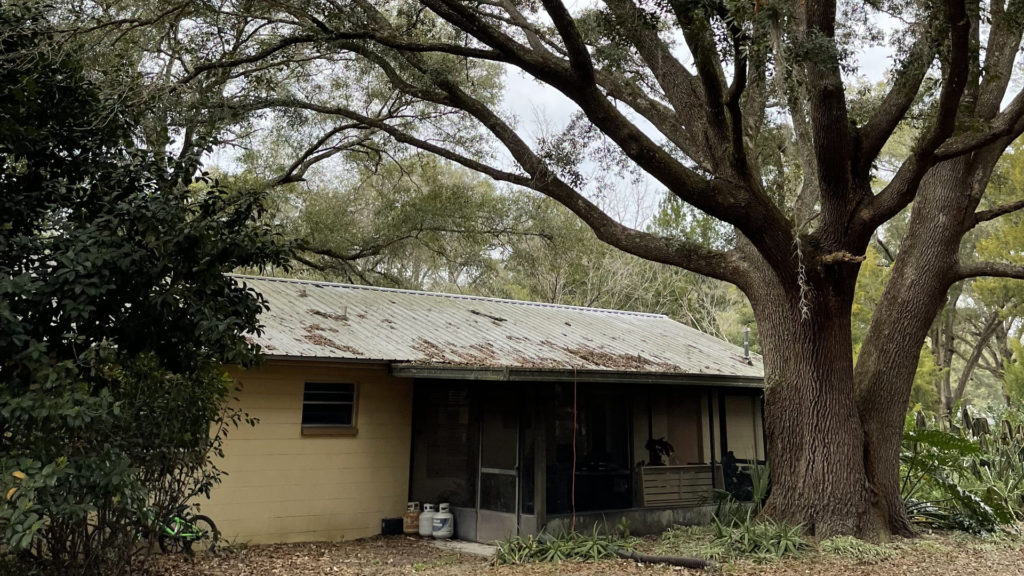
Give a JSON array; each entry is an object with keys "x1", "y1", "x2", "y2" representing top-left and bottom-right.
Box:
[{"x1": 639, "y1": 465, "x2": 714, "y2": 507}]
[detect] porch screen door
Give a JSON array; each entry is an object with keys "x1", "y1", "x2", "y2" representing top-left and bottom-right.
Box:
[{"x1": 476, "y1": 388, "x2": 518, "y2": 542}]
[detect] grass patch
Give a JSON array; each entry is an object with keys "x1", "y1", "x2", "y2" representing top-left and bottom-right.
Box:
[
  {"x1": 412, "y1": 554, "x2": 460, "y2": 571},
  {"x1": 656, "y1": 525, "x2": 724, "y2": 560},
  {"x1": 818, "y1": 536, "x2": 896, "y2": 562}
]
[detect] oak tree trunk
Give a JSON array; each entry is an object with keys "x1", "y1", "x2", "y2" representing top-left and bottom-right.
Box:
[
  {"x1": 748, "y1": 259, "x2": 884, "y2": 537},
  {"x1": 753, "y1": 154, "x2": 998, "y2": 538}
]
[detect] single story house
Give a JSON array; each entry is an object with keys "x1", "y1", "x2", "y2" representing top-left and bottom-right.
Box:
[{"x1": 203, "y1": 275, "x2": 765, "y2": 544}]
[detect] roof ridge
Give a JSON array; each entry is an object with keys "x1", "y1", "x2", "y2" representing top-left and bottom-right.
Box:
[{"x1": 229, "y1": 274, "x2": 670, "y2": 319}]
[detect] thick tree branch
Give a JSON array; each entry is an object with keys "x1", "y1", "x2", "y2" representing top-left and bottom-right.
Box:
[
  {"x1": 538, "y1": 0, "x2": 595, "y2": 83},
  {"x1": 417, "y1": 0, "x2": 543, "y2": 64},
  {"x1": 594, "y1": 71, "x2": 711, "y2": 168},
  {"x1": 860, "y1": 0, "x2": 972, "y2": 230},
  {"x1": 934, "y1": 89, "x2": 1024, "y2": 160},
  {"x1": 722, "y1": 11, "x2": 753, "y2": 182},
  {"x1": 238, "y1": 95, "x2": 749, "y2": 285},
  {"x1": 494, "y1": 0, "x2": 557, "y2": 54},
  {"x1": 601, "y1": 0, "x2": 712, "y2": 164},
  {"x1": 176, "y1": 28, "x2": 505, "y2": 90},
  {"x1": 954, "y1": 261, "x2": 1024, "y2": 282},
  {"x1": 803, "y1": 0, "x2": 857, "y2": 236},
  {"x1": 969, "y1": 198, "x2": 1024, "y2": 229},
  {"x1": 857, "y1": 32, "x2": 935, "y2": 171},
  {"x1": 667, "y1": 0, "x2": 730, "y2": 149},
  {"x1": 975, "y1": 0, "x2": 1024, "y2": 119}
]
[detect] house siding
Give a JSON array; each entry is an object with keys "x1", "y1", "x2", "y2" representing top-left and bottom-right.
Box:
[{"x1": 201, "y1": 361, "x2": 413, "y2": 544}]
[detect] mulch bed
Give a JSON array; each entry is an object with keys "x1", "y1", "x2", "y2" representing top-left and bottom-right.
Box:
[{"x1": 154, "y1": 532, "x2": 1024, "y2": 576}]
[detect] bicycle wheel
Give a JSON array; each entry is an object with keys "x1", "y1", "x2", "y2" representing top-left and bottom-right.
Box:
[
  {"x1": 158, "y1": 527, "x2": 185, "y2": 554},
  {"x1": 182, "y1": 515, "x2": 219, "y2": 554}
]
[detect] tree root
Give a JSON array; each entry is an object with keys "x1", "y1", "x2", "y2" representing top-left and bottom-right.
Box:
[{"x1": 612, "y1": 546, "x2": 714, "y2": 570}]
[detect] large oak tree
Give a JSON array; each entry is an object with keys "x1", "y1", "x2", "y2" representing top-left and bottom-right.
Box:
[{"x1": 79, "y1": 0, "x2": 1024, "y2": 537}]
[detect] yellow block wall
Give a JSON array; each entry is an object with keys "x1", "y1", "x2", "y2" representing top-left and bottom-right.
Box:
[{"x1": 199, "y1": 361, "x2": 413, "y2": 544}]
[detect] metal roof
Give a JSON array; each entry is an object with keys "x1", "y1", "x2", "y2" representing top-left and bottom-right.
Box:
[{"x1": 234, "y1": 275, "x2": 764, "y2": 381}]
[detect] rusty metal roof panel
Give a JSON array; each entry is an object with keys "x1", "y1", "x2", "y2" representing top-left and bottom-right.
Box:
[{"x1": 233, "y1": 275, "x2": 763, "y2": 379}]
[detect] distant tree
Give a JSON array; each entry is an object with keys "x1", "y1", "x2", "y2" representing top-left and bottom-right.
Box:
[
  {"x1": 0, "y1": 5, "x2": 287, "y2": 574},
  {"x1": 270, "y1": 155, "x2": 536, "y2": 288},
  {"x1": 79, "y1": 0, "x2": 1024, "y2": 538},
  {"x1": 271, "y1": 158, "x2": 746, "y2": 339}
]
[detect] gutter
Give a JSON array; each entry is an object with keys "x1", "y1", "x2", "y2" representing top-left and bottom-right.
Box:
[{"x1": 389, "y1": 364, "x2": 764, "y2": 388}]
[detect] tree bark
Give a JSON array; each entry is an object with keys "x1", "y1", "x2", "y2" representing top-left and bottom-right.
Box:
[
  {"x1": 853, "y1": 155, "x2": 987, "y2": 537},
  {"x1": 749, "y1": 259, "x2": 878, "y2": 537},
  {"x1": 757, "y1": 153, "x2": 1001, "y2": 539}
]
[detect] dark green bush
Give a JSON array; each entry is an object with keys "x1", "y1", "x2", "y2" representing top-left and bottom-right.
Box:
[
  {"x1": 0, "y1": 4, "x2": 287, "y2": 574},
  {"x1": 901, "y1": 407, "x2": 1024, "y2": 533}
]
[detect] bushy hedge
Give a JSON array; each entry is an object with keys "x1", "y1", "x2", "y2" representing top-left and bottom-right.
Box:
[{"x1": 0, "y1": 4, "x2": 287, "y2": 574}]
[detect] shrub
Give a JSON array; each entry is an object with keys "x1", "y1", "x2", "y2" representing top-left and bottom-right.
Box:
[
  {"x1": 0, "y1": 5, "x2": 286, "y2": 574},
  {"x1": 710, "y1": 511, "x2": 809, "y2": 561},
  {"x1": 901, "y1": 407, "x2": 1024, "y2": 533},
  {"x1": 493, "y1": 526, "x2": 629, "y2": 565},
  {"x1": 819, "y1": 536, "x2": 896, "y2": 562}
]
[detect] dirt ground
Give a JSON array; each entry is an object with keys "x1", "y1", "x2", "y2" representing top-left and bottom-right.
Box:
[{"x1": 154, "y1": 532, "x2": 1024, "y2": 576}]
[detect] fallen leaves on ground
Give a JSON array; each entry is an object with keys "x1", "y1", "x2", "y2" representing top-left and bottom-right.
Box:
[{"x1": 154, "y1": 532, "x2": 1024, "y2": 576}]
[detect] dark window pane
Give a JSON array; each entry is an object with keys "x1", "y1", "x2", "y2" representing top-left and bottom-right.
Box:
[
  {"x1": 302, "y1": 383, "x2": 355, "y2": 427},
  {"x1": 480, "y1": 473, "x2": 516, "y2": 513},
  {"x1": 480, "y1": 393, "x2": 517, "y2": 470}
]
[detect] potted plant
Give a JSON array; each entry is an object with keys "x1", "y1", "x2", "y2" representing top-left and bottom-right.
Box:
[{"x1": 645, "y1": 437, "x2": 675, "y2": 466}]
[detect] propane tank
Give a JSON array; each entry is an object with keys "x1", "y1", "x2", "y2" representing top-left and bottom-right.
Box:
[
  {"x1": 403, "y1": 502, "x2": 421, "y2": 535},
  {"x1": 431, "y1": 502, "x2": 454, "y2": 539},
  {"x1": 418, "y1": 503, "x2": 436, "y2": 537}
]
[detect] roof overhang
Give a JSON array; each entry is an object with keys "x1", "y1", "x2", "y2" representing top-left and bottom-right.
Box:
[{"x1": 389, "y1": 363, "x2": 764, "y2": 389}]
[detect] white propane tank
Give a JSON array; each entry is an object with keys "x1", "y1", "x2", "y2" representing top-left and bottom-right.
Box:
[
  {"x1": 432, "y1": 502, "x2": 454, "y2": 539},
  {"x1": 418, "y1": 504, "x2": 436, "y2": 537}
]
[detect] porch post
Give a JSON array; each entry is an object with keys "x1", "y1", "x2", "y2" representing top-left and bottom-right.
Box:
[
  {"x1": 533, "y1": 395, "x2": 546, "y2": 534},
  {"x1": 708, "y1": 391, "x2": 724, "y2": 489}
]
